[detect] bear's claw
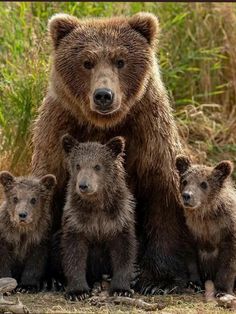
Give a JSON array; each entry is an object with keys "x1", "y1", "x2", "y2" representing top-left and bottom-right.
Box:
[
  {"x1": 15, "y1": 285, "x2": 39, "y2": 294},
  {"x1": 65, "y1": 290, "x2": 91, "y2": 301},
  {"x1": 111, "y1": 289, "x2": 134, "y2": 297}
]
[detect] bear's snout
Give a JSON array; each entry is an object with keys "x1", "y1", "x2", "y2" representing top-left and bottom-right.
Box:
[
  {"x1": 76, "y1": 177, "x2": 97, "y2": 196},
  {"x1": 19, "y1": 211, "x2": 28, "y2": 221},
  {"x1": 181, "y1": 191, "x2": 196, "y2": 208},
  {"x1": 93, "y1": 88, "x2": 114, "y2": 113},
  {"x1": 182, "y1": 191, "x2": 191, "y2": 203}
]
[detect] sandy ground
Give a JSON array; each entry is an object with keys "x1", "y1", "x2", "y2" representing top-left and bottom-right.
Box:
[{"x1": 4, "y1": 292, "x2": 233, "y2": 314}]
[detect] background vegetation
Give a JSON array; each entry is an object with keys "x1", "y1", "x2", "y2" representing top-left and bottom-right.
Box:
[{"x1": 0, "y1": 2, "x2": 236, "y2": 175}]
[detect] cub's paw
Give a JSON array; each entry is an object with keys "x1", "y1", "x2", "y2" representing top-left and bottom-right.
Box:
[
  {"x1": 16, "y1": 284, "x2": 39, "y2": 294},
  {"x1": 110, "y1": 288, "x2": 134, "y2": 297},
  {"x1": 65, "y1": 289, "x2": 91, "y2": 301},
  {"x1": 188, "y1": 281, "x2": 203, "y2": 293},
  {"x1": 215, "y1": 291, "x2": 229, "y2": 298},
  {"x1": 139, "y1": 282, "x2": 183, "y2": 296},
  {"x1": 52, "y1": 279, "x2": 65, "y2": 292}
]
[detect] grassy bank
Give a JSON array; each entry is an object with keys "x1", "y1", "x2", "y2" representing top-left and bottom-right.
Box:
[{"x1": 0, "y1": 2, "x2": 236, "y2": 173}]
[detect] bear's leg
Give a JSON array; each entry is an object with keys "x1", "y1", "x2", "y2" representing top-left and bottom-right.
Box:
[
  {"x1": 187, "y1": 259, "x2": 202, "y2": 292},
  {"x1": 214, "y1": 242, "x2": 236, "y2": 295},
  {"x1": 0, "y1": 243, "x2": 12, "y2": 278},
  {"x1": 49, "y1": 230, "x2": 66, "y2": 291},
  {"x1": 137, "y1": 243, "x2": 188, "y2": 295},
  {"x1": 133, "y1": 187, "x2": 190, "y2": 295},
  {"x1": 17, "y1": 242, "x2": 48, "y2": 293},
  {"x1": 135, "y1": 202, "x2": 189, "y2": 296},
  {"x1": 62, "y1": 232, "x2": 90, "y2": 301},
  {"x1": 108, "y1": 230, "x2": 136, "y2": 297}
]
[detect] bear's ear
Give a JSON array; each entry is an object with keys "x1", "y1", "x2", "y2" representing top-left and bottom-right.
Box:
[
  {"x1": 0, "y1": 171, "x2": 15, "y2": 191},
  {"x1": 212, "y1": 160, "x2": 233, "y2": 183},
  {"x1": 106, "y1": 137, "x2": 125, "y2": 158},
  {"x1": 61, "y1": 134, "x2": 78, "y2": 154},
  {"x1": 128, "y1": 12, "x2": 159, "y2": 47},
  {"x1": 48, "y1": 13, "x2": 79, "y2": 48},
  {"x1": 175, "y1": 155, "x2": 191, "y2": 175},
  {"x1": 40, "y1": 174, "x2": 57, "y2": 191}
]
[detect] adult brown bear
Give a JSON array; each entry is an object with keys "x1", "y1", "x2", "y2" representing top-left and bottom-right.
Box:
[{"x1": 32, "y1": 12, "x2": 189, "y2": 294}]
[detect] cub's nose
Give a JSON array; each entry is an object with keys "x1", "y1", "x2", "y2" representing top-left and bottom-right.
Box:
[
  {"x1": 19, "y1": 212, "x2": 28, "y2": 220},
  {"x1": 79, "y1": 183, "x2": 89, "y2": 193},
  {"x1": 93, "y1": 88, "x2": 114, "y2": 109},
  {"x1": 182, "y1": 192, "x2": 191, "y2": 202}
]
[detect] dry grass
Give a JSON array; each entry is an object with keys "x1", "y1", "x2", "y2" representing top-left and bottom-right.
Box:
[{"x1": 4, "y1": 292, "x2": 233, "y2": 314}]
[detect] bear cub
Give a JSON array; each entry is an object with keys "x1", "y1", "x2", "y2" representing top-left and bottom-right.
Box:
[
  {"x1": 0, "y1": 171, "x2": 56, "y2": 292},
  {"x1": 176, "y1": 156, "x2": 236, "y2": 295},
  {"x1": 61, "y1": 134, "x2": 137, "y2": 301}
]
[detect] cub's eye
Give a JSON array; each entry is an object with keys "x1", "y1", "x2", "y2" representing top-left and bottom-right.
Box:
[
  {"x1": 115, "y1": 59, "x2": 125, "y2": 69},
  {"x1": 83, "y1": 61, "x2": 94, "y2": 70},
  {"x1": 94, "y1": 165, "x2": 101, "y2": 171},
  {"x1": 30, "y1": 197, "x2": 37, "y2": 205},
  {"x1": 76, "y1": 164, "x2": 81, "y2": 171},
  {"x1": 182, "y1": 180, "x2": 187, "y2": 186},
  {"x1": 200, "y1": 181, "x2": 208, "y2": 190},
  {"x1": 13, "y1": 196, "x2": 18, "y2": 204}
]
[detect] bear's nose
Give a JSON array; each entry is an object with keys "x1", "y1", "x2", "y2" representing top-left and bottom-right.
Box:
[
  {"x1": 182, "y1": 192, "x2": 191, "y2": 202},
  {"x1": 19, "y1": 212, "x2": 28, "y2": 220},
  {"x1": 93, "y1": 88, "x2": 114, "y2": 109},
  {"x1": 79, "y1": 183, "x2": 89, "y2": 193}
]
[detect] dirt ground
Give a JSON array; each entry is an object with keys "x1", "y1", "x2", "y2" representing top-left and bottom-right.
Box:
[{"x1": 5, "y1": 292, "x2": 233, "y2": 314}]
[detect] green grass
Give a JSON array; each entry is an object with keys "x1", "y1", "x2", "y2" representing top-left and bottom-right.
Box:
[{"x1": 0, "y1": 2, "x2": 236, "y2": 171}]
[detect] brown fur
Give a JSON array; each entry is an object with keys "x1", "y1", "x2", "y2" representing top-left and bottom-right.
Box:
[
  {"x1": 176, "y1": 156, "x2": 236, "y2": 294},
  {"x1": 31, "y1": 12, "x2": 189, "y2": 294},
  {"x1": 0, "y1": 171, "x2": 56, "y2": 292},
  {"x1": 61, "y1": 135, "x2": 136, "y2": 300}
]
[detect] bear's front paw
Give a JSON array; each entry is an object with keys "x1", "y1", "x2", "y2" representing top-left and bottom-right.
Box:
[
  {"x1": 110, "y1": 288, "x2": 134, "y2": 297},
  {"x1": 51, "y1": 279, "x2": 65, "y2": 292},
  {"x1": 134, "y1": 274, "x2": 162, "y2": 295},
  {"x1": 16, "y1": 284, "x2": 39, "y2": 294},
  {"x1": 65, "y1": 289, "x2": 91, "y2": 301},
  {"x1": 188, "y1": 280, "x2": 203, "y2": 293}
]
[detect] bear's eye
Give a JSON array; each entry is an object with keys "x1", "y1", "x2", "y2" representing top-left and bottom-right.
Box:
[
  {"x1": 200, "y1": 181, "x2": 208, "y2": 190},
  {"x1": 76, "y1": 164, "x2": 81, "y2": 171},
  {"x1": 115, "y1": 59, "x2": 125, "y2": 69},
  {"x1": 83, "y1": 61, "x2": 94, "y2": 70},
  {"x1": 13, "y1": 196, "x2": 18, "y2": 204},
  {"x1": 182, "y1": 180, "x2": 187, "y2": 186},
  {"x1": 94, "y1": 164, "x2": 101, "y2": 171},
  {"x1": 30, "y1": 197, "x2": 37, "y2": 205}
]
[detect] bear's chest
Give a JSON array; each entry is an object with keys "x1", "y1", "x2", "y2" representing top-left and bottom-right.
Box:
[
  {"x1": 76, "y1": 210, "x2": 124, "y2": 240},
  {"x1": 4, "y1": 232, "x2": 34, "y2": 262},
  {"x1": 186, "y1": 214, "x2": 224, "y2": 246}
]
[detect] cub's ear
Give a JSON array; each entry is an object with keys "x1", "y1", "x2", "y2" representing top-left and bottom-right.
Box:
[
  {"x1": 40, "y1": 174, "x2": 57, "y2": 191},
  {"x1": 106, "y1": 137, "x2": 125, "y2": 158},
  {"x1": 61, "y1": 134, "x2": 78, "y2": 154},
  {"x1": 0, "y1": 171, "x2": 15, "y2": 191},
  {"x1": 128, "y1": 12, "x2": 159, "y2": 47},
  {"x1": 175, "y1": 155, "x2": 191, "y2": 175},
  {"x1": 48, "y1": 13, "x2": 79, "y2": 48},
  {"x1": 212, "y1": 160, "x2": 233, "y2": 183}
]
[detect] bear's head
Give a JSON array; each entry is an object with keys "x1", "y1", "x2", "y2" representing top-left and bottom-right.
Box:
[
  {"x1": 0, "y1": 172, "x2": 56, "y2": 228},
  {"x1": 175, "y1": 155, "x2": 233, "y2": 212},
  {"x1": 48, "y1": 13, "x2": 159, "y2": 128},
  {"x1": 61, "y1": 134, "x2": 125, "y2": 198}
]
